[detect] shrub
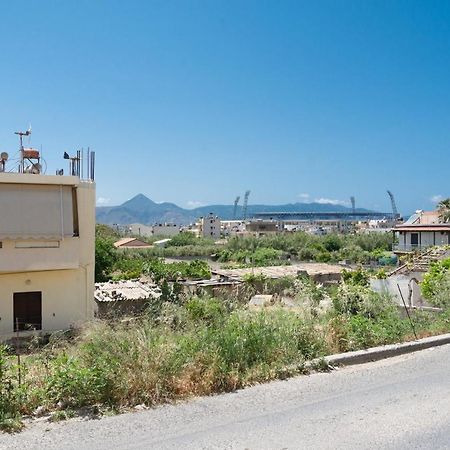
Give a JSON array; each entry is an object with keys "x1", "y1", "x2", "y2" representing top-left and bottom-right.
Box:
[
  {"x1": 342, "y1": 268, "x2": 369, "y2": 287},
  {"x1": 421, "y1": 258, "x2": 450, "y2": 303},
  {"x1": 95, "y1": 237, "x2": 117, "y2": 282}
]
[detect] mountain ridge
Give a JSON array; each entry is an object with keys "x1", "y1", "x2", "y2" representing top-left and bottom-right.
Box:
[{"x1": 96, "y1": 194, "x2": 377, "y2": 225}]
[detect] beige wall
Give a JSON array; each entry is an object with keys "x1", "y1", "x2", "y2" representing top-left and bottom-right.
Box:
[
  {"x1": 0, "y1": 269, "x2": 93, "y2": 338},
  {"x1": 0, "y1": 174, "x2": 95, "y2": 340}
]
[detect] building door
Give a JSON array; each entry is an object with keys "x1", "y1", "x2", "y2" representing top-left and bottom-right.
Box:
[
  {"x1": 410, "y1": 233, "x2": 419, "y2": 247},
  {"x1": 13, "y1": 292, "x2": 42, "y2": 331}
]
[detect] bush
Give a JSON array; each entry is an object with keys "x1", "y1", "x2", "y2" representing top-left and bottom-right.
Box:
[
  {"x1": 95, "y1": 237, "x2": 117, "y2": 282},
  {"x1": 421, "y1": 258, "x2": 450, "y2": 303},
  {"x1": 143, "y1": 259, "x2": 211, "y2": 281},
  {"x1": 0, "y1": 345, "x2": 23, "y2": 432}
]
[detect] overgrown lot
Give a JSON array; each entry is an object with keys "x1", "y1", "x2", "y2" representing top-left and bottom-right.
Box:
[{"x1": 2, "y1": 269, "x2": 450, "y2": 432}]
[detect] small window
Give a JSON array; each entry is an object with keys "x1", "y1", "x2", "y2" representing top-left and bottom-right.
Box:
[{"x1": 0, "y1": 242, "x2": 2, "y2": 248}]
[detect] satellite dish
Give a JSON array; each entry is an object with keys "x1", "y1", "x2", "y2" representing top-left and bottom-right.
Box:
[
  {"x1": 31, "y1": 163, "x2": 42, "y2": 174},
  {"x1": 0, "y1": 152, "x2": 8, "y2": 161}
]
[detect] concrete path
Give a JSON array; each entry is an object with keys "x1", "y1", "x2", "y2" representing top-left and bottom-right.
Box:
[{"x1": 2, "y1": 344, "x2": 450, "y2": 449}]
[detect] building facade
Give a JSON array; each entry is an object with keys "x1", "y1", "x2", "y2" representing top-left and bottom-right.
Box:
[
  {"x1": 151, "y1": 223, "x2": 181, "y2": 237},
  {"x1": 0, "y1": 172, "x2": 95, "y2": 340},
  {"x1": 393, "y1": 210, "x2": 450, "y2": 252},
  {"x1": 199, "y1": 214, "x2": 221, "y2": 239}
]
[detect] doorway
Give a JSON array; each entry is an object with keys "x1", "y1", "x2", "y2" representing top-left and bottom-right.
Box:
[{"x1": 13, "y1": 291, "x2": 42, "y2": 331}]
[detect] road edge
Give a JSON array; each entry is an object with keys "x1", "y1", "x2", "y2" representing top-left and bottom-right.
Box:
[{"x1": 316, "y1": 333, "x2": 450, "y2": 367}]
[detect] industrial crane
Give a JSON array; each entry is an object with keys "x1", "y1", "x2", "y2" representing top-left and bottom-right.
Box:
[
  {"x1": 242, "y1": 190, "x2": 251, "y2": 220},
  {"x1": 387, "y1": 190, "x2": 399, "y2": 221},
  {"x1": 233, "y1": 196, "x2": 240, "y2": 220}
]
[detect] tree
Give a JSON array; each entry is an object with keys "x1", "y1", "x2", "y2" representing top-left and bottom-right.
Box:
[
  {"x1": 95, "y1": 237, "x2": 117, "y2": 282},
  {"x1": 437, "y1": 198, "x2": 450, "y2": 223}
]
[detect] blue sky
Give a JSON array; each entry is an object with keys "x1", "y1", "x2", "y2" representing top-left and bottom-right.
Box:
[{"x1": 0, "y1": 0, "x2": 449, "y2": 215}]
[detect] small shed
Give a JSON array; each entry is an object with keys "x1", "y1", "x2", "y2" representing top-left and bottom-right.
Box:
[{"x1": 94, "y1": 280, "x2": 161, "y2": 317}]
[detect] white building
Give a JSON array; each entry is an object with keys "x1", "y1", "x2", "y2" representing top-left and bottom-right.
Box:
[
  {"x1": 151, "y1": 223, "x2": 181, "y2": 237},
  {"x1": 0, "y1": 172, "x2": 95, "y2": 340},
  {"x1": 220, "y1": 220, "x2": 246, "y2": 237},
  {"x1": 128, "y1": 223, "x2": 154, "y2": 237},
  {"x1": 393, "y1": 210, "x2": 450, "y2": 252},
  {"x1": 198, "y1": 213, "x2": 221, "y2": 239}
]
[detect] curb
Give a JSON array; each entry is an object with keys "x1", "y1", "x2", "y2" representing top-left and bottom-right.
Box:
[{"x1": 320, "y1": 333, "x2": 450, "y2": 367}]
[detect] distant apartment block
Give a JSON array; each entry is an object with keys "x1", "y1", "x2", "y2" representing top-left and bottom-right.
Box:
[{"x1": 198, "y1": 213, "x2": 221, "y2": 239}]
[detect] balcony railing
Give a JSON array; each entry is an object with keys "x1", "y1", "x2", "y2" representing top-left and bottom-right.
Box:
[{"x1": 392, "y1": 243, "x2": 434, "y2": 252}]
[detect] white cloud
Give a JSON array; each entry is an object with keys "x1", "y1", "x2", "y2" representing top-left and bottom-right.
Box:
[
  {"x1": 186, "y1": 200, "x2": 205, "y2": 209},
  {"x1": 96, "y1": 197, "x2": 111, "y2": 205},
  {"x1": 431, "y1": 194, "x2": 444, "y2": 204},
  {"x1": 314, "y1": 197, "x2": 349, "y2": 206},
  {"x1": 298, "y1": 193, "x2": 310, "y2": 201}
]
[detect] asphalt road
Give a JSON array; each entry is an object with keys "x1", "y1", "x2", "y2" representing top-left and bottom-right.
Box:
[{"x1": 2, "y1": 344, "x2": 450, "y2": 450}]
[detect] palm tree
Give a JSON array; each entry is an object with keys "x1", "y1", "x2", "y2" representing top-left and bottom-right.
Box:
[{"x1": 437, "y1": 198, "x2": 450, "y2": 223}]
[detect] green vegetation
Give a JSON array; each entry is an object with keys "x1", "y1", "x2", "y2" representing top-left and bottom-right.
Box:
[
  {"x1": 437, "y1": 198, "x2": 450, "y2": 223},
  {"x1": 421, "y1": 257, "x2": 450, "y2": 308},
  {"x1": 94, "y1": 225, "x2": 396, "y2": 281},
  {"x1": 4, "y1": 266, "x2": 450, "y2": 431},
  {"x1": 217, "y1": 233, "x2": 394, "y2": 266},
  {"x1": 143, "y1": 259, "x2": 211, "y2": 282}
]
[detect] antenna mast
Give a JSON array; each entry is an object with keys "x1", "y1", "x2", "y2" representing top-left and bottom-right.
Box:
[{"x1": 14, "y1": 127, "x2": 32, "y2": 173}]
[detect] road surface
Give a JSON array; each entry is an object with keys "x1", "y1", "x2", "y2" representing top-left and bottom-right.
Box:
[{"x1": 2, "y1": 344, "x2": 450, "y2": 449}]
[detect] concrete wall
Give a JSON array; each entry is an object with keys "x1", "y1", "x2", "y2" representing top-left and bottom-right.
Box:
[
  {"x1": 370, "y1": 272, "x2": 428, "y2": 308},
  {"x1": 0, "y1": 269, "x2": 93, "y2": 338}
]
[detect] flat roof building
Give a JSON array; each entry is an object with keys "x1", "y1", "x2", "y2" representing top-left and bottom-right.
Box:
[{"x1": 0, "y1": 170, "x2": 96, "y2": 340}]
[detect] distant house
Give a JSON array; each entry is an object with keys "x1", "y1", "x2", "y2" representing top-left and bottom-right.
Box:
[
  {"x1": 393, "y1": 210, "x2": 450, "y2": 252},
  {"x1": 246, "y1": 219, "x2": 280, "y2": 236},
  {"x1": 114, "y1": 237, "x2": 152, "y2": 249},
  {"x1": 128, "y1": 223, "x2": 154, "y2": 238},
  {"x1": 151, "y1": 223, "x2": 181, "y2": 237}
]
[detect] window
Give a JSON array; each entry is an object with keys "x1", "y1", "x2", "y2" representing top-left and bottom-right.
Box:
[
  {"x1": 13, "y1": 292, "x2": 42, "y2": 331},
  {"x1": 410, "y1": 233, "x2": 419, "y2": 246}
]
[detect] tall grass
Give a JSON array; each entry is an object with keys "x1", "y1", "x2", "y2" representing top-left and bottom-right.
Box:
[
  {"x1": 0, "y1": 299, "x2": 326, "y2": 430},
  {"x1": 3, "y1": 288, "x2": 450, "y2": 432}
]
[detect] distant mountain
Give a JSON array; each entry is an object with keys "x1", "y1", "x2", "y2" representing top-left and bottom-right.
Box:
[{"x1": 96, "y1": 194, "x2": 376, "y2": 226}]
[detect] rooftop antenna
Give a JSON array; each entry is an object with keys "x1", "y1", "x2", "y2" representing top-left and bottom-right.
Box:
[
  {"x1": 14, "y1": 126, "x2": 32, "y2": 173},
  {"x1": 233, "y1": 195, "x2": 240, "y2": 220},
  {"x1": 387, "y1": 190, "x2": 399, "y2": 222},
  {"x1": 242, "y1": 190, "x2": 251, "y2": 220},
  {"x1": 63, "y1": 150, "x2": 81, "y2": 176}
]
